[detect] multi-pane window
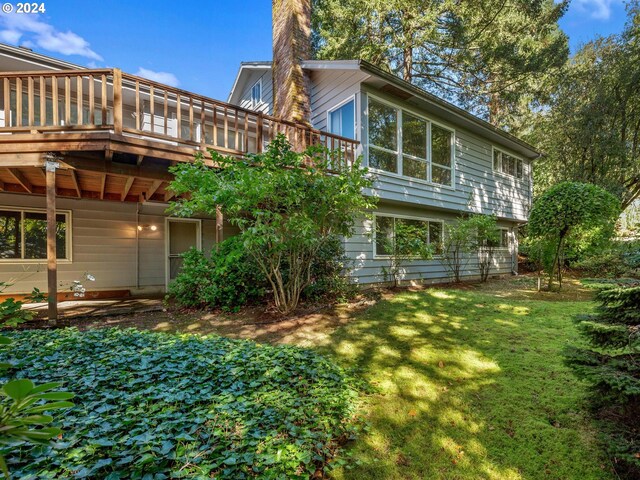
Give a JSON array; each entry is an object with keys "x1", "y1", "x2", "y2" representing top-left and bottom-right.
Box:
[
  {"x1": 493, "y1": 148, "x2": 524, "y2": 180},
  {"x1": 251, "y1": 80, "x2": 262, "y2": 108},
  {"x1": 367, "y1": 97, "x2": 454, "y2": 186},
  {"x1": 374, "y1": 215, "x2": 443, "y2": 256},
  {"x1": 328, "y1": 99, "x2": 355, "y2": 139},
  {"x1": 0, "y1": 209, "x2": 70, "y2": 260}
]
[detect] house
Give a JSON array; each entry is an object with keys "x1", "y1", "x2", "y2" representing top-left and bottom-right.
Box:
[{"x1": 0, "y1": 0, "x2": 537, "y2": 319}]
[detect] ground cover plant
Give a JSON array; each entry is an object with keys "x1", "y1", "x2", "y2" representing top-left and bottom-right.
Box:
[{"x1": 0, "y1": 328, "x2": 361, "y2": 479}]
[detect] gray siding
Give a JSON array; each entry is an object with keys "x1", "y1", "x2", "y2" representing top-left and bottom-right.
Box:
[
  {"x1": 0, "y1": 193, "x2": 218, "y2": 295},
  {"x1": 361, "y1": 87, "x2": 532, "y2": 222},
  {"x1": 345, "y1": 202, "x2": 518, "y2": 285},
  {"x1": 237, "y1": 70, "x2": 273, "y2": 114}
]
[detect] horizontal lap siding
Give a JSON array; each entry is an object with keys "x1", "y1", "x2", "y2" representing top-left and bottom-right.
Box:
[
  {"x1": 344, "y1": 203, "x2": 517, "y2": 285},
  {"x1": 310, "y1": 70, "x2": 368, "y2": 134},
  {"x1": 0, "y1": 193, "x2": 216, "y2": 294},
  {"x1": 361, "y1": 87, "x2": 532, "y2": 222}
]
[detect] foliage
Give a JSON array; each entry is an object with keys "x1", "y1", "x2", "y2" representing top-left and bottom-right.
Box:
[
  {"x1": 378, "y1": 219, "x2": 434, "y2": 287},
  {"x1": 169, "y1": 135, "x2": 375, "y2": 315},
  {"x1": 0, "y1": 283, "x2": 44, "y2": 328},
  {"x1": 573, "y1": 240, "x2": 640, "y2": 279},
  {"x1": 169, "y1": 237, "x2": 266, "y2": 311},
  {"x1": 302, "y1": 235, "x2": 357, "y2": 303},
  {"x1": 529, "y1": 2, "x2": 640, "y2": 209},
  {"x1": 528, "y1": 182, "x2": 620, "y2": 289},
  {"x1": 566, "y1": 286, "x2": 640, "y2": 479},
  {"x1": 441, "y1": 217, "x2": 476, "y2": 283},
  {"x1": 0, "y1": 328, "x2": 362, "y2": 479},
  {"x1": 467, "y1": 214, "x2": 501, "y2": 282},
  {"x1": 312, "y1": 0, "x2": 569, "y2": 128}
]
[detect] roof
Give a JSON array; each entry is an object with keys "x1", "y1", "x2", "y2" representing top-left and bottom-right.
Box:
[
  {"x1": 0, "y1": 42, "x2": 86, "y2": 71},
  {"x1": 228, "y1": 59, "x2": 540, "y2": 159}
]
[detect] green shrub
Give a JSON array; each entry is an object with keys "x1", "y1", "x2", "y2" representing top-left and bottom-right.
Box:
[
  {"x1": 566, "y1": 286, "x2": 640, "y2": 479},
  {"x1": 573, "y1": 240, "x2": 640, "y2": 278},
  {"x1": 169, "y1": 236, "x2": 266, "y2": 311},
  {"x1": 303, "y1": 235, "x2": 357, "y2": 303},
  {"x1": 0, "y1": 328, "x2": 362, "y2": 479}
]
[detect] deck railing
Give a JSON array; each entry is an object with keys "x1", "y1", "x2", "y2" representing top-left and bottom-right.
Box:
[{"x1": 0, "y1": 68, "x2": 359, "y2": 167}]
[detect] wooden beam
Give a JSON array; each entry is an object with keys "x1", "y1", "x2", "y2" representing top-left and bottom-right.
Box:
[
  {"x1": 0, "y1": 179, "x2": 4, "y2": 191},
  {"x1": 216, "y1": 206, "x2": 223, "y2": 244},
  {"x1": 145, "y1": 180, "x2": 162, "y2": 201},
  {"x1": 70, "y1": 169, "x2": 81, "y2": 198},
  {"x1": 136, "y1": 155, "x2": 144, "y2": 166},
  {"x1": 121, "y1": 176, "x2": 134, "y2": 201},
  {"x1": 100, "y1": 174, "x2": 107, "y2": 200},
  {"x1": 62, "y1": 156, "x2": 174, "y2": 182},
  {"x1": 45, "y1": 160, "x2": 58, "y2": 323},
  {"x1": 7, "y1": 168, "x2": 32, "y2": 193},
  {"x1": 164, "y1": 189, "x2": 175, "y2": 202},
  {"x1": 0, "y1": 153, "x2": 46, "y2": 168}
]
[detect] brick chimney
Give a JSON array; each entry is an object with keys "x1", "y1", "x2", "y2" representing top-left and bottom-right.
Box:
[{"x1": 272, "y1": 0, "x2": 312, "y2": 125}]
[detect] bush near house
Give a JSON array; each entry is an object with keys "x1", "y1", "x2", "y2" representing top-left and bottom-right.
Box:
[
  {"x1": 566, "y1": 286, "x2": 640, "y2": 479},
  {"x1": 0, "y1": 328, "x2": 361, "y2": 479}
]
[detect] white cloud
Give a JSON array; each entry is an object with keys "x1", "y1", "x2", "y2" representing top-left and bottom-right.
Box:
[
  {"x1": 574, "y1": 0, "x2": 622, "y2": 20},
  {"x1": 135, "y1": 68, "x2": 180, "y2": 87},
  {"x1": 0, "y1": 13, "x2": 102, "y2": 60}
]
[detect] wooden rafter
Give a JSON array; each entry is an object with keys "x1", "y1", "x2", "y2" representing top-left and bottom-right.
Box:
[
  {"x1": 69, "y1": 170, "x2": 81, "y2": 198},
  {"x1": 7, "y1": 168, "x2": 32, "y2": 193},
  {"x1": 164, "y1": 190, "x2": 175, "y2": 202},
  {"x1": 121, "y1": 176, "x2": 134, "y2": 201},
  {"x1": 145, "y1": 180, "x2": 163, "y2": 201},
  {"x1": 136, "y1": 155, "x2": 144, "y2": 166},
  {"x1": 0, "y1": 179, "x2": 4, "y2": 191}
]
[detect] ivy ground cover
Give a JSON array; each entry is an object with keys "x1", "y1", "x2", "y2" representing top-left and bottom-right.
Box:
[{"x1": 0, "y1": 328, "x2": 361, "y2": 479}]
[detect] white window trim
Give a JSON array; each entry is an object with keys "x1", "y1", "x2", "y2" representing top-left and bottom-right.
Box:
[
  {"x1": 492, "y1": 146, "x2": 525, "y2": 181},
  {"x1": 326, "y1": 95, "x2": 357, "y2": 140},
  {"x1": 365, "y1": 93, "x2": 456, "y2": 190},
  {"x1": 251, "y1": 79, "x2": 262, "y2": 109},
  {"x1": 496, "y1": 227, "x2": 511, "y2": 251},
  {"x1": 0, "y1": 206, "x2": 72, "y2": 264},
  {"x1": 373, "y1": 212, "x2": 445, "y2": 259}
]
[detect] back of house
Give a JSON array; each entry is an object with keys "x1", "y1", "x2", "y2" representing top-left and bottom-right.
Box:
[{"x1": 0, "y1": 0, "x2": 537, "y2": 303}]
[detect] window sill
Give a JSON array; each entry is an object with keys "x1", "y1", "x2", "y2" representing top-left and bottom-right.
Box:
[
  {"x1": 374, "y1": 254, "x2": 444, "y2": 261},
  {"x1": 368, "y1": 168, "x2": 456, "y2": 191},
  {"x1": 492, "y1": 170, "x2": 526, "y2": 183}
]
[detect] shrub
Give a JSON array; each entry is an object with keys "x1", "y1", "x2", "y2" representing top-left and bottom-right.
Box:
[
  {"x1": 303, "y1": 235, "x2": 357, "y2": 302},
  {"x1": 169, "y1": 236, "x2": 266, "y2": 311},
  {"x1": 441, "y1": 217, "x2": 476, "y2": 283},
  {"x1": 573, "y1": 240, "x2": 640, "y2": 278},
  {"x1": 566, "y1": 286, "x2": 640, "y2": 479},
  {"x1": 0, "y1": 328, "x2": 362, "y2": 479}
]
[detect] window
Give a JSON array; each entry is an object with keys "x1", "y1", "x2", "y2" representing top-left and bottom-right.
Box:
[
  {"x1": 367, "y1": 97, "x2": 454, "y2": 186},
  {"x1": 251, "y1": 80, "x2": 262, "y2": 108},
  {"x1": 493, "y1": 148, "x2": 524, "y2": 180},
  {"x1": 374, "y1": 215, "x2": 443, "y2": 257},
  {"x1": 500, "y1": 228, "x2": 510, "y2": 248},
  {"x1": 0, "y1": 209, "x2": 70, "y2": 261},
  {"x1": 328, "y1": 98, "x2": 355, "y2": 139}
]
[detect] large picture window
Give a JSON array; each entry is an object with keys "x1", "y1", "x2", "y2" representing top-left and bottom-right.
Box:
[
  {"x1": 0, "y1": 208, "x2": 70, "y2": 261},
  {"x1": 367, "y1": 97, "x2": 454, "y2": 186},
  {"x1": 374, "y1": 215, "x2": 443, "y2": 257}
]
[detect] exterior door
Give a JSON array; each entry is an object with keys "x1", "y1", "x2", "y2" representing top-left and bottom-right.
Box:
[{"x1": 165, "y1": 219, "x2": 201, "y2": 289}]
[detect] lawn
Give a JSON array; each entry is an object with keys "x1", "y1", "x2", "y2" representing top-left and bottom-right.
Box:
[
  {"x1": 4, "y1": 277, "x2": 615, "y2": 479},
  {"x1": 319, "y1": 279, "x2": 613, "y2": 479}
]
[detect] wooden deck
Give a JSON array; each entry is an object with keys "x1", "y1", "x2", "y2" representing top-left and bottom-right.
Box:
[{"x1": 0, "y1": 68, "x2": 359, "y2": 203}]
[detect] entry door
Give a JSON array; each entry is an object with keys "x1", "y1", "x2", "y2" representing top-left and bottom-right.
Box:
[{"x1": 166, "y1": 219, "x2": 201, "y2": 288}]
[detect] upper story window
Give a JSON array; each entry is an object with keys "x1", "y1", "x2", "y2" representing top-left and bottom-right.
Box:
[
  {"x1": 328, "y1": 98, "x2": 355, "y2": 139},
  {"x1": 367, "y1": 96, "x2": 454, "y2": 186},
  {"x1": 493, "y1": 148, "x2": 524, "y2": 180},
  {"x1": 251, "y1": 79, "x2": 262, "y2": 108},
  {"x1": 0, "y1": 208, "x2": 71, "y2": 261}
]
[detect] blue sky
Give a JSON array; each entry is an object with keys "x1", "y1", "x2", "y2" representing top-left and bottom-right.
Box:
[{"x1": 0, "y1": 0, "x2": 630, "y2": 101}]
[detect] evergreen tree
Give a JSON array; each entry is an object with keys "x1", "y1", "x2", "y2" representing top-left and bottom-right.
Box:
[{"x1": 566, "y1": 286, "x2": 640, "y2": 479}]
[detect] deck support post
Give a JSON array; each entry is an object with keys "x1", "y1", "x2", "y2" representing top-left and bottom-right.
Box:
[
  {"x1": 44, "y1": 154, "x2": 60, "y2": 323},
  {"x1": 215, "y1": 206, "x2": 223, "y2": 246}
]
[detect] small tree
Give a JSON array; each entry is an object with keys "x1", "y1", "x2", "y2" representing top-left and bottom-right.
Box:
[
  {"x1": 379, "y1": 219, "x2": 434, "y2": 287},
  {"x1": 441, "y1": 217, "x2": 475, "y2": 283},
  {"x1": 528, "y1": 182, "x2": 620, "y2": 290},
  {"x1": 169, "y1": 135, "x2": 375, "y2": 315},
  {"x1": 468, "y1": 214, "x2": 501, "y2": 283},
  {"x1": 566, "y1": 286, "x2": 640, "y2": 479}
]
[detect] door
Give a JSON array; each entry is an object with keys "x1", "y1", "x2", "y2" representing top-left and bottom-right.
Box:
[{"x1": 165, "y1": 219, "x2": 201, "y2": 289}]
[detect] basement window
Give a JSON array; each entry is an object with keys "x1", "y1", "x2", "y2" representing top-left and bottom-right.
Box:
[
  {"x1": 0, "y1": 208, "x2": 71, "y2": 261},
  {"x1": 374, "y1": 214, "x2": 443, "y2": 257}
]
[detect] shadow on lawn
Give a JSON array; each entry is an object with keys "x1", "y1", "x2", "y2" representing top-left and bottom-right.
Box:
[{"x1": 319, "y1": 289, "x2": 610, "y2": 480}]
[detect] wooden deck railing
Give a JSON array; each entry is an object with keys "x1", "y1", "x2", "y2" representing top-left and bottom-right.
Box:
[{"x1": 0, "y1": 68, "x2": 359, "y2": 167}]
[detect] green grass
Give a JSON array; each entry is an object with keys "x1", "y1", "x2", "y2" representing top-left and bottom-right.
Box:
[{"x1": 320, "y1": 286, "x2": 613, "y2": 480}]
